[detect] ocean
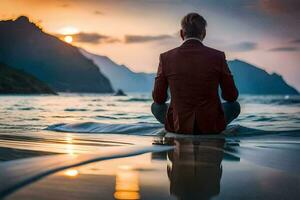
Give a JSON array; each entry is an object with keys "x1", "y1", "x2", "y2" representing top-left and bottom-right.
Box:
[
  {"x1": 0, "y1": 93, "x2": 299, "y2": 155},
  {"x1": 1, "y1": 93, "x2": 300, "y2": 135}
]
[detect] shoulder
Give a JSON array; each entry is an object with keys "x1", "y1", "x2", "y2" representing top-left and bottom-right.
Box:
[
  {"x1": 160, "y1": 46, "x2": 181, "y2": 59},
  {"x1": 160, "y1": 44, "x2": 226, "y2": 60},
  {"x1": 202, "y1": 45, "x2": 225, "y2": 57},
  {"x1": 202, "y1": 45, "x2": 227, "y2": 65}
]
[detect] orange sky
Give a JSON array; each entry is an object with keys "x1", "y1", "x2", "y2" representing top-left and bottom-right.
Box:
[{"x1": 1, "y1": 0, "x2": 300, "y2": 90}]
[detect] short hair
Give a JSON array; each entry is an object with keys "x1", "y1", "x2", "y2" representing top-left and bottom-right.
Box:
[{"x1": 181, "y1": 13, "x2": 207, "y2": 38}]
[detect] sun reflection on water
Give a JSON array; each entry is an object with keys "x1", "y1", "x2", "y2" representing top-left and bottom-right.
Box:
[
  {"x1": 66, "y1": 134, "x2": 75, "y2": 155},
  {"x1": 64, "y1": 169, "x2": 79, "y2": 177},
  {"x1": 114, "y1": 165, "x2": 140, "y2": 200}
]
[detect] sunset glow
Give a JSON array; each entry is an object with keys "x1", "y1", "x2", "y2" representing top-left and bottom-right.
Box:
[
  {"x1": 64, "y1": 35, "x2": 73, "y2": 43},
  {"x1": 0, "y1": 0, "x2": 299, "y2": 90},
  {"x1": 59, "y1": 26, "x2": 79, "y2": 35}
]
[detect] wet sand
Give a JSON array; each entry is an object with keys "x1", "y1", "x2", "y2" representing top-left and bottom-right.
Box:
[
  {"x1": 1, "y1": 131, "x2": 299, "y2": 200},
  {"x1": 0, "y1": 147, "x2": 58, "y2": 161}
]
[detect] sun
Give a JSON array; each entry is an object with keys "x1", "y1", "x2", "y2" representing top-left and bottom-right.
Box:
[{"x1": 64, "y1": 35, "x2": 73, "y2": 43}]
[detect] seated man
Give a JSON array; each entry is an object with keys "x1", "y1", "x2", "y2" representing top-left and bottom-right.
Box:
[{"x1": 152, "y1": 13, "x2": 240, "y2": 134}]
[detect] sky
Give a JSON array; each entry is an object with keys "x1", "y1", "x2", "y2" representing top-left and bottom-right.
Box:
[{"x1": 1, "y1": 0, "x2": 300, "y2": 90}]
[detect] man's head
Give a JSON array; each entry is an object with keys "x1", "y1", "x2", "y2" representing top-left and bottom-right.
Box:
[{"x1": 180, "y1": 13, "x2": 207, "y2": 41}]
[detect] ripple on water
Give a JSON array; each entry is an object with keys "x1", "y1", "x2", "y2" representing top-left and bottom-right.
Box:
[
  {"x1": 118, "y1": 98, "x2": 152, "y2": 102},
  {"x1": 18, "y1": 107, "x2": 35, "y2": 111},
  {"x1": 114, "y1": 113, "x2": 127, "y2": 116},
  {"x1": 240, "y1": 96, "x2": 300, "y2": 106},
  {"x1": 95, "y1": 115, "x2": 118, "y2": 120},
  {"x1": 94, "y1": 109, "x2": 106, "y2": 112},
  {"x1": 52, "y1": 115, "x2": 76, "y2": 118},
  {"x1": 252, "y1": 117, "x2": 279, "y2": 122},
  {"x1": 117, "y1": 115, "x2": 152, "y2": 120},
  {"x1": 16, "y1": 107, "x2": 44, "y2": 111},
  {"x1": 91, "y1": 99, "x2": 102, "y2": 102},
  {"x1": 64, "y1": 108, "x2": 89, "y2": 112}
]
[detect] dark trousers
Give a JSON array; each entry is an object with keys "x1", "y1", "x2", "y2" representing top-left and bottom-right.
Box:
[{"x1": 151, "y1": 101, "x2": 240, "y2": 125}]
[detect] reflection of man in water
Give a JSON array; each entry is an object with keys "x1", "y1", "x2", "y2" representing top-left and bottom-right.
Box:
[{"x1": 167, "y1": 139, "x2": 224, "y2": 200}]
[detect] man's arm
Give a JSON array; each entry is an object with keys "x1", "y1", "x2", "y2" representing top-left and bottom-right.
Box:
[
  {"x1": 219, "y1": 52, "x2": 239, "y2": 102},
  {"x1": 152, "y1": 54, "x2": 168, "y2": 104}
]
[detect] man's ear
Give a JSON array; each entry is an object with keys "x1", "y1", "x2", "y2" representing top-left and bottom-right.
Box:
[{"x1": 180, "y1": 29, "x2": 185, "y2": 41}]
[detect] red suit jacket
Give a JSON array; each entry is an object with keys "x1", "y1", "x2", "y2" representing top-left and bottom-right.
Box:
[{"x1": 152, "y1": 39, "x2": 238, "y2": 134}]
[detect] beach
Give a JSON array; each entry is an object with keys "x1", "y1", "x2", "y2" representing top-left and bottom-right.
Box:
[
  {"x1": 1, "y1": 1, "x2": 300, "y2": 199},
  {"x1": 0, "y1": 93, "x2": 300, "y2": 199}
]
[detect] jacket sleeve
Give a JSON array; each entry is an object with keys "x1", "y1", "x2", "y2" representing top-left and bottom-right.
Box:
[
  {"x1": 220, "y1": 52, "x2": 239, "y2": 102},
  {"x1": 152, "y1": 54, "x2": 168, "y2": 104}
]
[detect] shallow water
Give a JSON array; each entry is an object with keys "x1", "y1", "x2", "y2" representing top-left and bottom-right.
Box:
[{"x1": 5, "y1": 136, "x2": 300, "y2": 200}]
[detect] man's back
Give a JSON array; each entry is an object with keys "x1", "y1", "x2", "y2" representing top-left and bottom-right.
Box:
[
  {"x1": 152, "y1": 13, "x2": 239, "y2": 134},
  {"x1": 152, "y1": 39, "x2": 238, "y2": 134}
]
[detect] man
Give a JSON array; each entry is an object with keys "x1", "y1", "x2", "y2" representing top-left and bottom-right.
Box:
[{"x1": 152, "y1": 13, "x2": 240, "y2": 134}]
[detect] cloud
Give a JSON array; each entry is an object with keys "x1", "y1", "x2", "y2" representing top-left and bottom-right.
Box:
[
  {"x1": 260, "y1": 0, "x2": 300, "y2": 14},
  {"x1": 289, "y1": 39, "x2": 300, "y2": 44},
  {"x1": 94, "y1": 10, "x2": 103, "y2": 15},
  {"x1": 225, "y1": 42, "x2": 258, "y2": 52},
  {"x1": 55, "y1": 32, "x2": 120, "y2": 44},
  {"x1": 269, "y1": 46, "x2": 299, "y2": 52},
  {"x1": 55, "y1": 32, "x2": 177, "y2": 44},
  {"x1": 60, "y1": 3, "x2": 70, "y2": 8},
  {"x1": 74, "y1": 32, "x2": 108, "y2": 43},
  {"x1": 124, "y1": 34, "x2": 174, "y2": 43}
]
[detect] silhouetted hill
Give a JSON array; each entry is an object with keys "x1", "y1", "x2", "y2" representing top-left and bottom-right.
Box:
[
  {"x1": 81, "y1": 50, "x2": 298, "y2": 95},
  {"x1": 228, "y1": 60, "x2": 298, "y2": 95},
  {"x1": 0, "y1": 63, "x2": 56, "y2": 94},
  {"x1": 81, "y1": 49, "x2": 155, "y2": 92},
  {"x1": 0, "y1": 16, "x2": 113, "y2": 93}
]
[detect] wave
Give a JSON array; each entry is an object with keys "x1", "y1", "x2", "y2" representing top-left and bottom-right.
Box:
[
  {"x1": 240, "y1": 96, "x2": 300, "y2": 106},
  {"x1": 46, "y1": 122, "x2": 165, "y2": 135},
  {"x1": 46, "y1": 122, "x2": 300, "y2": 137},
  {"x1": 118, "y1": 98, "x2": 152, "y2": 102},
  {"x1": 91, "y1": 99, "x2": 102, "y2": 102},
  {"x1": 95, "y1": 115, "x2": 118, "y2": 120},
  {"x1": 64, "y1": 108, "x2": 89, "y2": 112},
  {"x1": 252, "y1": 117, "x2": 280, "y2": 122},
  {"x1": 94, "y1": 109, "x2": 106, "y2": 112},
  {"x1": 19, "y1": 107, "x2": 36, "y2": 111},
  {"x1": 7, "y1": 107, "x2": 44, "y2": 111},
  {"x1": 94, "y1": 115, "x2": 151, "y2": 120},
  {"x1": 265, "y1": 99, "x2": 300, "y2": 105}
]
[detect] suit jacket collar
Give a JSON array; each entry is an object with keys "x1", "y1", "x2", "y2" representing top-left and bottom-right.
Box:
[{"x1": 181, "y1": 38, "x2": 204, "y2": 48}]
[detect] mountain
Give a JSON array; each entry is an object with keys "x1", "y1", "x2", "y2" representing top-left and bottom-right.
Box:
[
  {"x1": 0, "y1": 63, "x2": 56, "y2": 94},
  {"x1": 0, "y1": 16, "x2": 113, "y2": 93},
  {"x1": 80, "y1": 49, "x2": 155, "y2": 92},
  {"x1": 228, "y1": 60, "x2": 298, "y2": 95},
  {"x1": 81, "y1": 50, "x2": 298, "y2": 95}
]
